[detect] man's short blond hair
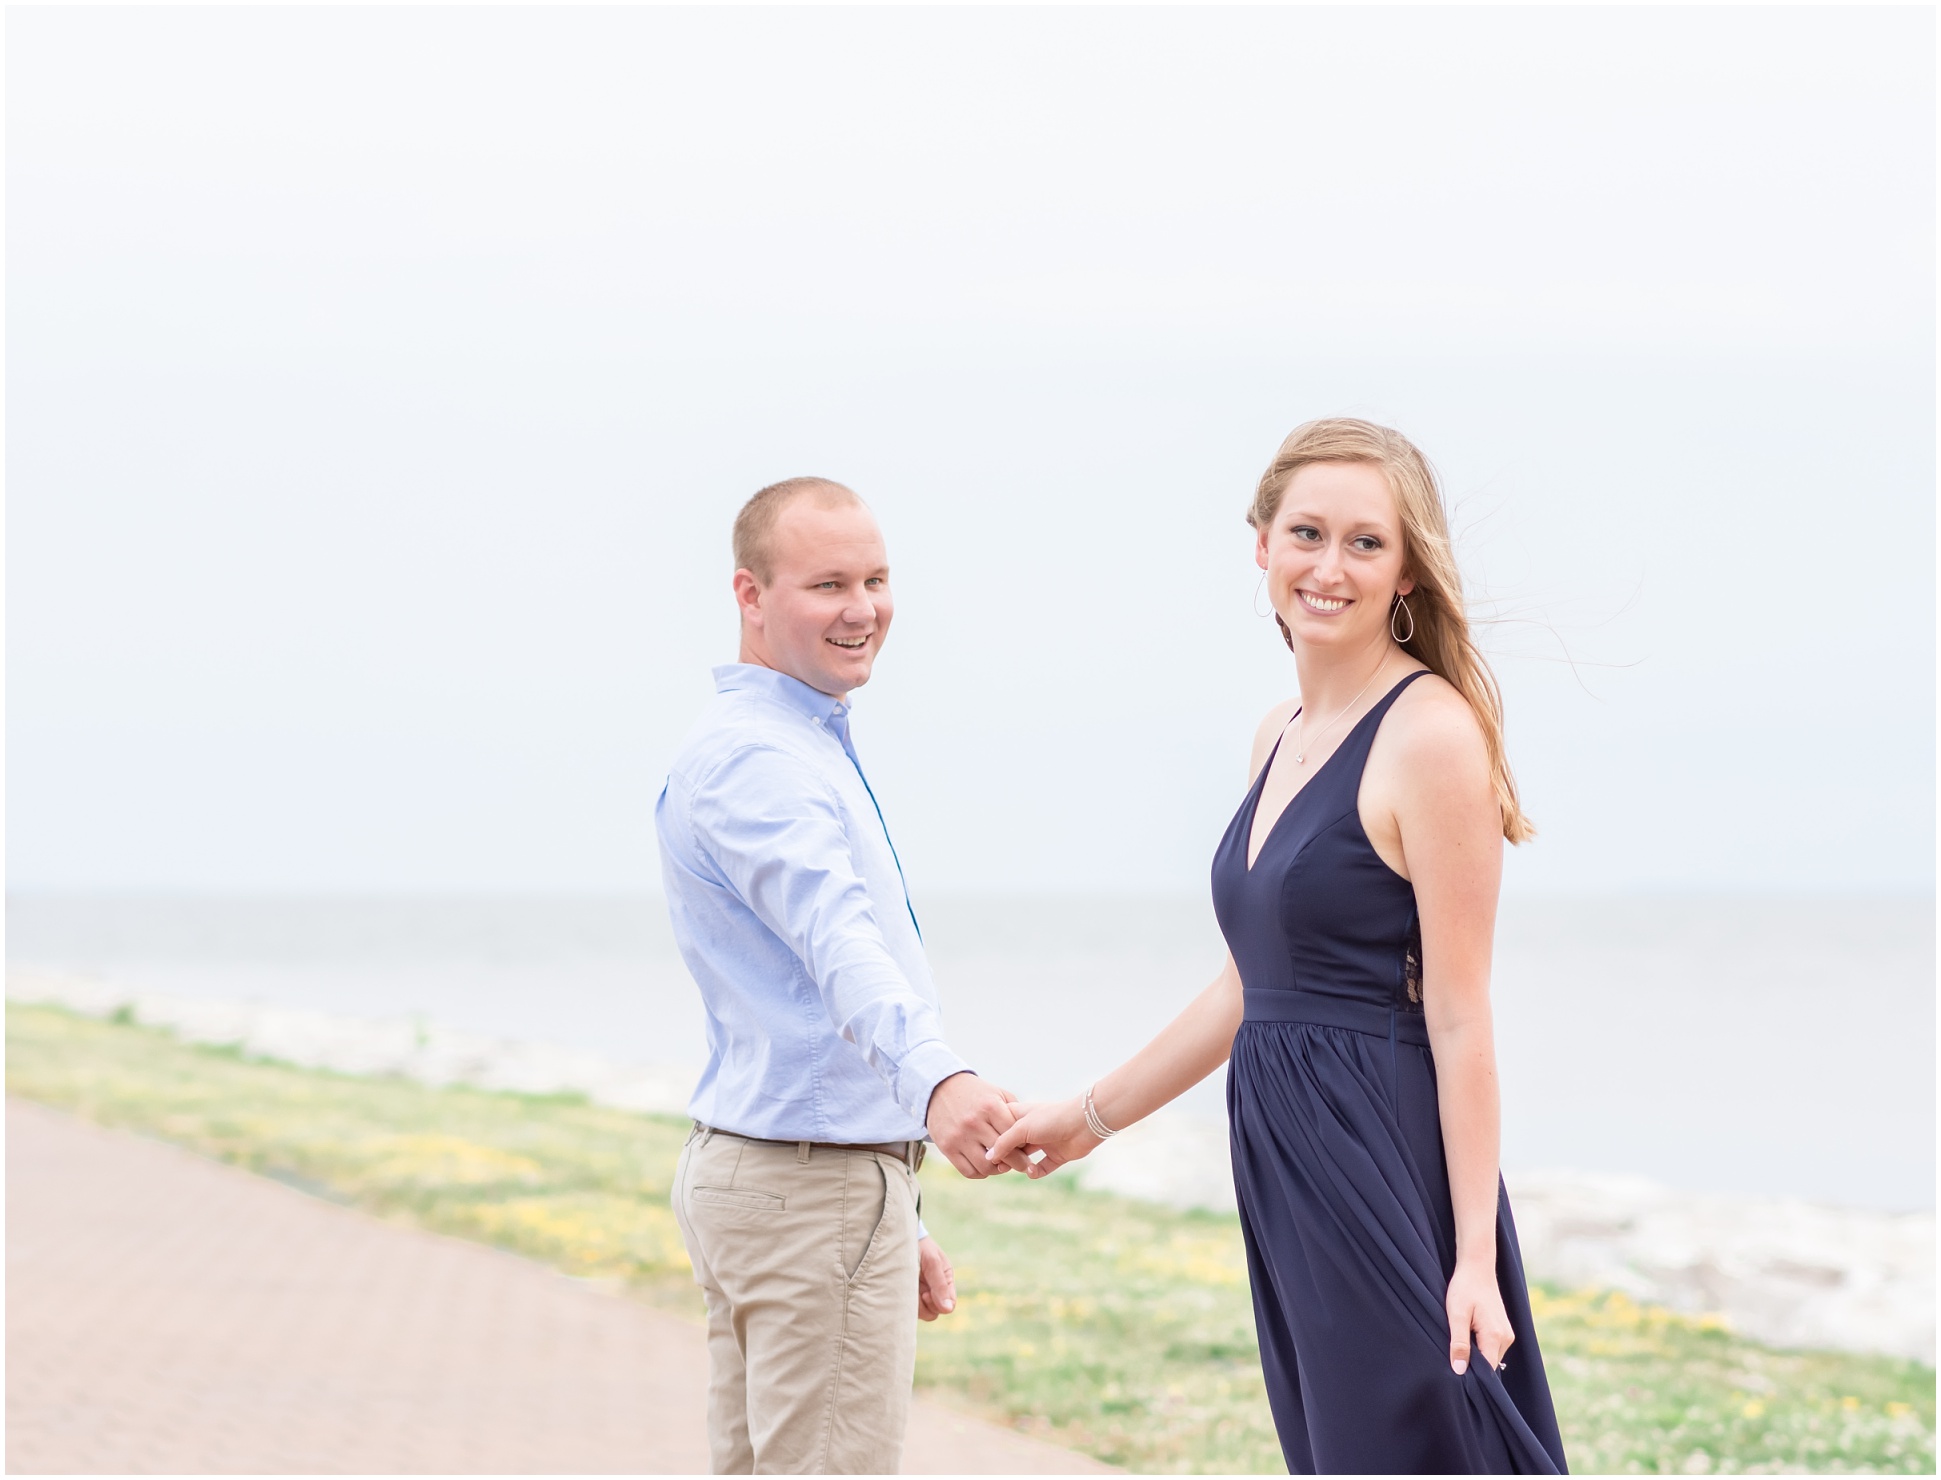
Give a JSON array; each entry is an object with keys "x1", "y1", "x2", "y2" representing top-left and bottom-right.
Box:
[{"x1": 732, "y1": 477, "x2": 864, "y2": 583}]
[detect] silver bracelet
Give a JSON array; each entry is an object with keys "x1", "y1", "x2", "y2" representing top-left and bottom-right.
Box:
[{"x1": 1082, "y1": 1085, "x2": 1119, "y2": 1140}]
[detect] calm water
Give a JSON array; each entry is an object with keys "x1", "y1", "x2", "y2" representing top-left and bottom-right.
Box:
[{"x1": 7, "y1": 892, "x2": 1932, "y2": 1211}]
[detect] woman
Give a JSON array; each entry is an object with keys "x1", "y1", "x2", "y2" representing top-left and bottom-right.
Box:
[{"x1": 989, "y1": 419, "x2": 1569, "y2": 1474}]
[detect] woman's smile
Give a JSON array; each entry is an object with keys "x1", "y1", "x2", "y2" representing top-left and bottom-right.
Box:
[{"x1": 1295, "y1": 589, "x2": 1353, "y2": 615}]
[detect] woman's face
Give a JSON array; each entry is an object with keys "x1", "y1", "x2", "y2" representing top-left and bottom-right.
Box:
[{"x1": 1256, "y1": 460, "x2": 1414, "y2": 654}]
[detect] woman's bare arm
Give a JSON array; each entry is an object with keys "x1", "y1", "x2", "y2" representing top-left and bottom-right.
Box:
[
  {"x1": 987, "y1": 953, "x2": 1242, "y2": 1175},
  {"x1": 1377, "y1": 680, "x2": 1514, "y2": 1373},
  {"x1": 985, "y1": 701, "x2": 1294, "y2": 1173}
]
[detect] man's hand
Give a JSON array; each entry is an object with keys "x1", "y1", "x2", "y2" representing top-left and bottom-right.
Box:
[
  {"x1": 926, "y1": 1072, "x2": 1029, "y2": 1178},
  {"x1": 917, "y1": 1236, "x2": 956, "y2": 1321}
]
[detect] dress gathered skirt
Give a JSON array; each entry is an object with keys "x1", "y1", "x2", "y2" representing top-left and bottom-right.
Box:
[{"x1": 1213, "y1": 672, "x2": 1568, "y2": 1475}]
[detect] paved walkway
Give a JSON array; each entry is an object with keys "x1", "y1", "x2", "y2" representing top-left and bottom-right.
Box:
[{"x1": 6, "y1": 1098, "x2": 1111, "y2": 1474}]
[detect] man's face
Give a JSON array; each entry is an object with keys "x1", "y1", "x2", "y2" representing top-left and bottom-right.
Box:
[{"x1": 736, "y1": 498, "x2": 893, "y2": 698}]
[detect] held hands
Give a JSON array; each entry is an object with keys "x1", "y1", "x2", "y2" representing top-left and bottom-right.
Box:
[
  {"x1": 1445, "y1": 1257, "x2": 1515, "y2": 1375},
  {"x1": 926, "y1": 1072, "x2": 1032, "y2": 1178},
  {"x1": 927, "y1": 1076, "x2": 1111, "y2": 1180},
  {"x1": 983, "y1": 1094, "x2": 1103, "y2": 1177}
]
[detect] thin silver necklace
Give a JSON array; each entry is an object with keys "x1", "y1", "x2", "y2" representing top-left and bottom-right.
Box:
[{"x1": 1293, "y1": 661, "x2": 1389, "y2": 765}]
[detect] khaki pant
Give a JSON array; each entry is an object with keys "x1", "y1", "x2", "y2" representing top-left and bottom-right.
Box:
[{"x1": 671, "y1": 1126, "x2": 921, "y2": 1474}]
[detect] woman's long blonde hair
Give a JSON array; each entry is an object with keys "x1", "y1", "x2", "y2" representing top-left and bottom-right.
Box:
[{"x1": 1247, "y1": 417, "x2": 1533, "y2": 844}]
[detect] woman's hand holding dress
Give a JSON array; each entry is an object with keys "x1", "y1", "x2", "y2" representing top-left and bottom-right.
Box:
[{"x1": 1444, "y1": 1256, "x2": 1516, "y2": 1375}]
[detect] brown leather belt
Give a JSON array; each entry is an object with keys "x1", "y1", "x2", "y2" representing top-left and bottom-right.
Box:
[{"x1": 696, "y1": 1123, "x2": 925, "y2": 1171}]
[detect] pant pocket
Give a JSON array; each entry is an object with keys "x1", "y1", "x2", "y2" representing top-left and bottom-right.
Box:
[
  {"x1": 842, "y1": 1156, "x2": 893, "y2": 1284},
  {"x1": 692, "y1": 1186, "x2": 787, "y2": 1213}
]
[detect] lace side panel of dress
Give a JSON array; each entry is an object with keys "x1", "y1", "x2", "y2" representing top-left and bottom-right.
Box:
[{"x1": 1399, "y1": 915, "x2": 1424, "y2": 1010}]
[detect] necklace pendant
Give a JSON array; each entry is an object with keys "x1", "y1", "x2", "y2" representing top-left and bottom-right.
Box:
[{"x1": 1295, "y1": 753, "x2": 1305, "y2": 764}]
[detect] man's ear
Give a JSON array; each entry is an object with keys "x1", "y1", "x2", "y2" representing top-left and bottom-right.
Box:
[{"x1": 732, "y1": 568, "x2": 764, "y2": 626}]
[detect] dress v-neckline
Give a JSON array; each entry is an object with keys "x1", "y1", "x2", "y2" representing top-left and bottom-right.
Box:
[
  {"x1": 1245, "y1": 712, "x2": 1351, "y2": 873},
  {"x1": 1242, "y1": 672, "x2": 1423, "y2": 873}
]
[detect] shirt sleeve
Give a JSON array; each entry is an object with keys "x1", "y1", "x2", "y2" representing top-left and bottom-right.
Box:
[{"x1": 688, "y1": 743, "x2": 971, "y2": 1126}]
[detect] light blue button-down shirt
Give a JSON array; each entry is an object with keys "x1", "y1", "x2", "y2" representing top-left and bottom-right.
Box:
[{"x1": 655, "y1": 663, "x2": 972, "y2": 1143}]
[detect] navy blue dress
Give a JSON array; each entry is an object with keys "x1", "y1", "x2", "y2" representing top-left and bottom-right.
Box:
[{"x1": 1214, "y1": 671, "x2": 1567, "y2": 1475}]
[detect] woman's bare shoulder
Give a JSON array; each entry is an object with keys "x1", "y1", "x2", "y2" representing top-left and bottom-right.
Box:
[
  {"x1": 1384, "y1": 670, "x2": 1489, "y2": 771},
  {"x1": 1248, "y1": 697, "x2": 1302, "y2": 781}
]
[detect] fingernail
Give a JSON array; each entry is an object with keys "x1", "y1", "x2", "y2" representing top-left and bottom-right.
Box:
[
  {"x1": 1452, "y1": 1360, "x2": 1467, "y2": 1374},
  {"x1": 942, "y1": 1299, "x2": 954, "y2": 1311}
]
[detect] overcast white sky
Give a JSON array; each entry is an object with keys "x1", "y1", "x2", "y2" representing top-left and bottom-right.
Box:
[{"x1": 9, "y1": 5, "x2": 1934, "y2": 897}]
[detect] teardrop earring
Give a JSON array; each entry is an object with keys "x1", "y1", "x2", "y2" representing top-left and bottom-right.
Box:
[
  {"x1": 1390, "y1": 593, "x2": 1415, "y2": 644},
  {"x1": 1254, "y1": 571, "x2": 1273, "y2": 618}
]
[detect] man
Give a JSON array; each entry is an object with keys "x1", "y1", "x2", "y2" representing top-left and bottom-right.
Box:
[{"x1": 657, "y1": 476, "x2": 1025, "y2": 1474}]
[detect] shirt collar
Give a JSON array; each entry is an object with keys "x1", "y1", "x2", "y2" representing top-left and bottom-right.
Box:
[{"x1": 713, "y1": 663, "x2": 853, "y2": 729}]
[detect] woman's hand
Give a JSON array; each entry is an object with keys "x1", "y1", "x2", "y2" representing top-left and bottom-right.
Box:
[
  {"x1": 1444, "y1": 1257, "x2": 1515, "y2": 1375},
  {"x1": 984, "y1": 1096, "x2": 1100, "y2": 1177}
]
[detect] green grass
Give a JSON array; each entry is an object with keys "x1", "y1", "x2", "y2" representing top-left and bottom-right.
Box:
[{"x1": 8, "y1": 1003, "x2": 1934, "y2": 1473}]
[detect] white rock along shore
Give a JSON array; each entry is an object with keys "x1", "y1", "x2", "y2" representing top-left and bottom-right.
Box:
[
  {"x1": 10, "y1": 968, "x2": 1932, "y2": 1364},
  {"x1": 1081, "y1": 1114, "x2": 1935, "y2": 1365}
]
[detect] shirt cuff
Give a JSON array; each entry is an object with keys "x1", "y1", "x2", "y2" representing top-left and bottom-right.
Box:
[{"x1": 902, "y1": 1039, "x2": 975, "y2": 1128}]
